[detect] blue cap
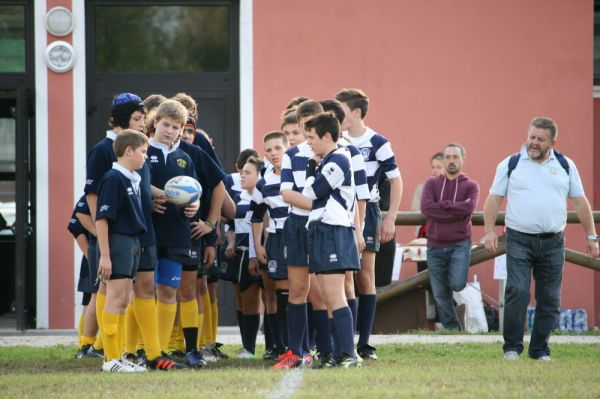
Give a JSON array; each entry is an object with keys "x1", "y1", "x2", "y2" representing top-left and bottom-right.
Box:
[{"x1": 112, "y1": 93, "x2": 142, "y2": 107}]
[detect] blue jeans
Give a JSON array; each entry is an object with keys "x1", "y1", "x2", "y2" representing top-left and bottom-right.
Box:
[
  {"x1": 427, "y1": 240, "x2": 471, "y2": 329},
  {"x1": 503, "y1": 228, "x2": 564, "y2": 358}
]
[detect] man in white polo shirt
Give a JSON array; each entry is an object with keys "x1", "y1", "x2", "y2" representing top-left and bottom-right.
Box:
[{"x1": 482, "y1": 117, "x2": 599, "y2": 361}]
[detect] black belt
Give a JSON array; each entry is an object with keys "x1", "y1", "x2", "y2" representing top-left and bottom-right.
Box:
[{"x1": 509, "y1": 228, "x2": 560, "y2": 239}]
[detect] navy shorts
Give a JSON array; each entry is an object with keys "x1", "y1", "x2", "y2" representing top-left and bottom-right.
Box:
[
  {"x1": 266, "y1": 230, "x2": 288, "y2": 280},
  {"x1": 107, "y1": 234, "x2": 140, "y2": 279},
  {"x1": 363, "y1": 202, "x2": 382, "y2": 252},
  {"x1": 217, "y1": 243, "x2": 240, "y2": 283},
  {"x1": 307, "y1": 221, "x2": 360, "y2": 274},
  {"x1": 87, "y1": 239, "x2": 100, "y2": 292},
  {"x1": 138, "y1": 245, "x2": 158, "y2": 272},
  {"x1": 184, "y1": 246, "x2": 202, "y2": 272},
  {"x1": 282, "y1": 213, "x2": 309, "y2": 267},
  {"x1": 77, "y1": 256, "x2": 93, "y2": 293}
]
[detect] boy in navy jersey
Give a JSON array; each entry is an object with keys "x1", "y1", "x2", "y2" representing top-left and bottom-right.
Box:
[
  {"x1": 95, "y1": 130, "x2": 149, "y2": 372},
  {"x1": 84, "y1": 93, "x2": 145, "y2": 361},
  {"x1": 335, "y1": 88, "x2": 402, "y2": 360},
  {"x1": 179, "y1": 117, "x2": 226, "y2": 360},
  {"x1": 147, "y1": 100, "x2": 204, "y2": 368},
  {"x1": 303, "y1": 112, "x2": 361, "y2": 368},
  {"x1": 251, "y1": 131, "x2": 290, "y2": 359}
]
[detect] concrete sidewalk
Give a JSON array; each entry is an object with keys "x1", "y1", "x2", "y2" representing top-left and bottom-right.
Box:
[{"x1": 1, "y1": 327, "x2": 599, "y2": 347}]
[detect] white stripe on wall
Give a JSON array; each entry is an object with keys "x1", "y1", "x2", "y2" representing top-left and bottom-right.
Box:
[
  {"x1": 72, "y1": 0, "x2": 87, "y2": 328},
  {"x1": 34, "y1": 0, "x2": 48, "y2": 329},
  {"x1": 239, "y1": 0, "x2": 253, "y2": 150}
]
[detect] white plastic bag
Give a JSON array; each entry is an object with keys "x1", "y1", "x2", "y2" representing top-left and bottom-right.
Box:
[{"x1": 453, "y1": 280, "x2": 488, "y2": 333}]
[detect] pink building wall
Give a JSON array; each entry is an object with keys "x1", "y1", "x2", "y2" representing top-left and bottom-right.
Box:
[{"x1": 253, "y1": 0, "x2": 597, "y2": 326}]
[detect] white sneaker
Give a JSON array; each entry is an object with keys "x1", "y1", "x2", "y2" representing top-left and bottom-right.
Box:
[
  {"x1": 121, "y1": 356, "x2": 148, "y2": 372},
  {"x1": 537, "y1": 355, "x2": 551, "y2": 361},
  {"x1": 102, "y1": 358, "x2": 138, "y2": 373},
  {"x1": 503, "y1": 351, "x2": 519, "y2": 361},
  {"x1": 237, "y1": 349, "x2": 255, "y2": 359}
]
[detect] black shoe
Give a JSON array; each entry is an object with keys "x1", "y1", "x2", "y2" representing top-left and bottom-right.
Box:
[
  {"x1": 314, "y1": 353, "x2": 338, "y2": 369},
  {"x1": 168, "y1": 349, "x2": 186, "y2": 363},
  {"x1": 211, "y1": 343, "x2": 229, "y2": 359},
  {"x1": 263, "y1": 348, "x2": 276, "y2": 361},
  {"x1": 86, "y1": 346, "x2": 104, "y2": 358},
  {"x1": 75, "y1": 344, "x2": 92, "y2": 359},
  {"x1": 337, "y1": 354, "x2": 361, "y2": 368},
  {"x1": 136, "y1": 349, "x2": 147, "y2": 366},
  {"x1": 184, "y1": 349, "x2": 207, "y2": 368},
  {"x1": 357, "y1": 344, "x2": 378, "y2": 360},
  {"x1": 147, "y1": 353, "x2": 188, "y2": 371}
]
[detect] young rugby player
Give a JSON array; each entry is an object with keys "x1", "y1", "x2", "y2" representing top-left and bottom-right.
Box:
[
  {"x1": 251, "y1": 131, "x2": 291, "y2": 360},
  {"x1": 335, "y1": 88, "x2": 402, "y2": 360},
  {"x1": 95, "y1": 129, "x2": 149, "y2": 373},
  {"x1": 303, "y1": 112, "x2": 362, "y2": 368},
  {"x1": 147, "y1": 100, "x2": 204, "y2": 368}
]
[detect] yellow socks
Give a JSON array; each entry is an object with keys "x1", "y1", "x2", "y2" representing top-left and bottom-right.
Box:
[
  {"x1": 101, "y1": 311, "x2": 121, "y2": 361},
  {"x1": 133, "y1": 297, "x2": 161, "y2": 361},
  {"x1": 200, "y1": 293, "x2": 213, "y2": 344},
  {"x1": 95, "y1": 292, "x2": 106, "y2": 335},
  {"x1": 157, "y1": 301, "x2": 177, "y2": 353},
  {"x1": 124, "y1": 303, "x2": 138, "y2": 354},
  {"x1": 118, "y1": 313, "x2": 125, "y2": 354},
  {"x1": 93, "y1": 334, "x2": 103, "y2": 350},
  {"x1": 211, "y1": 298, "x2": 219, "y2": 342},
  {"x1": 77, "y1": 312, "x2": 85, "y2": 348}
]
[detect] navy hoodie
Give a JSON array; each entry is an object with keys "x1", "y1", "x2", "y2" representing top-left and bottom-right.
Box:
[{"x1": 420, "y1": 173, "x2": 479, "y2": 247}]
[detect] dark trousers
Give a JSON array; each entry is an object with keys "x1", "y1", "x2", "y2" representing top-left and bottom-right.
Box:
[
  {"x1": 426, "y1": 239, "x2": 471, "y2": 329},
  {"x1": 503, "y1": 228, "x2": 564, "y2": 358}
]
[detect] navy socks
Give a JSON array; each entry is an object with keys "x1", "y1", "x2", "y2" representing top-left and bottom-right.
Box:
[{"x1": 357, "y1": 294, "x2": 377, "y2": 346}]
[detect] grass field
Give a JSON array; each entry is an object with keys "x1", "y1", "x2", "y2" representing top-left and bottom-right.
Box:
[{"x1": 1, "y1": 343, "x2": 599, "y2": 398}]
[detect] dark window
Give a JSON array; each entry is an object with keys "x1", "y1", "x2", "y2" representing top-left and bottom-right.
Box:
[
  {"x1": 0, "y1": 6, "x2": 26, "y2": 73},
  {"x1": 94, "y1": 5, "x2": 230, "y2": 73}
]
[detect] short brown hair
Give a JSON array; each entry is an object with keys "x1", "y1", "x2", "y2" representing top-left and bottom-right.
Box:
[
  {"x1": 281, "y1": 108, "x2": 298, "y2": 127},
  {"x1": 335, "y1": 88, "x2": 369, "y2": 119},
  {"x1": 320, "y1": 99, "x2": 345, "y2": 124},
  {"x1": 113, "y1": 129, "x2": 148, "y2": 157},
  {"x1": 245, "y1": 156, "x2": 264, "y2": 173},
  {"x1": 263, "y1": 130, "x2": 289, "y2": 147},
  {"x1": 172, "y1": 92, "x2": 197, "y2": 117},
  {"x1": 286, "y1": 96, "x2": 310, "y2": 109},
  {"x1": 143, "y1": 94, "x2": 166, "y2": 113},
  {"x1": 530, "y1": 117, "x2": 558, "y2": 140},
  {"x1": 155, "y1": 99, "x2": 188, "y2": 126},
  {"x1": 296, "y1": 100, "x2": 324, "y2": 121},
  {"x1": 304, "y1": 112, "x2": 340, "y2": 142},
  {"x1": 444, "y1": 142, "x2": 466, "y2": 158}
]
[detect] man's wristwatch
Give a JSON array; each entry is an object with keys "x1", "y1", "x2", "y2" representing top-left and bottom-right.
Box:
[{"x1": 587, "y1": 234, "x2": 599, "y2": 242}]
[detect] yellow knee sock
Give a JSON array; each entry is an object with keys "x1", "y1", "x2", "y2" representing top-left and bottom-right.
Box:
[
  {"x1": 95, "y1": 293, "x2": 106, "y2": 335},
  {"x1": 118, "y1": 313, "x2": 126, "y2": 354},
  {"x1": 211, "y1": 299, "x2": 219, "y2": 342},
  {"x1": 93, "y1": 333, "x2": 103, "y2": 350},
  {"x1": 78, "y1": 312, "x2": 86, "y2": 348},
  {"x1": 157, "y1": 301, "x2": 177, "y2": 353},
  {"x1": 101, "y1": 311, "x2": 121, "y2": 361},
  {"x1": 81, "y1": 335, "x2": 96, "y2": 346},
  {"x1": 196, "y1": 312, "x2": 204, "y2": 348},
  {"x1": 133, "y1": 297, "x2": 161, "y2": 361},
  {"x1": 200, "y1": 293, "x2": 213, "y2": 344},
  {"x1": 124, "y1": 303, "x2": 138, "y2": 354}
]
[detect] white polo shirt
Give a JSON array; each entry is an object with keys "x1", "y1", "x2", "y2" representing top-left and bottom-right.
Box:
[{"x1": 489, "y1": 145, "x2": 584, "y2": 234}]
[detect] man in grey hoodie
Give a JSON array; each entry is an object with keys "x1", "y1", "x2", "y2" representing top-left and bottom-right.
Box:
[{"x1": 420, "y1": 143, "x2": 480, "y2": 329}]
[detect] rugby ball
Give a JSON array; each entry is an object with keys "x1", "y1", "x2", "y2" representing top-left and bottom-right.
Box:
[{"x1": 164, "y1": 176, "x2": 202, "y2": 206}]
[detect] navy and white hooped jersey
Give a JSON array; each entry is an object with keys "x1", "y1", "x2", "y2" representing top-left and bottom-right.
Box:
[
  {"x1": 338, "y1": 141, "x2": 370, "y2": 202},
  {"x1": 280, "y1": 141, "x2": 314, "y2": 216},
  {"x1": 96, "y1": 164, "x2": 146, "y2": 236},
  {"x1": 224, "y1": 172, "x2": 242, "y2": 233},
  {"x1": 85, "y1": 130, "x2": 117, "y2": 195},
  {"x1": 251, "y1": 169, "x2": 289, "y2": 233},
  {"x1": 147, "y1": 139, "x2": 197, "y2": 248},
  {"x1": 233, "y1": 190, "x2": 253, "y2": 249},
  {"x1": 303, "y1": 148, "x2": 355, "y2": 227},
  {"x1": 345, "y1": 127, "x2": 400, "y2": 202}
]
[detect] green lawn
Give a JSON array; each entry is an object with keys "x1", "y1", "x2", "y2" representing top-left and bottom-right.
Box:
[{"x1": 0, "y1": 343, "x2": 599, "y2": 398}]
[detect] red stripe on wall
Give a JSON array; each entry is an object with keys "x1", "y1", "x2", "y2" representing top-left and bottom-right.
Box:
[{"x1": 47, "y1": 0, "x2": 74, "y2": 328}]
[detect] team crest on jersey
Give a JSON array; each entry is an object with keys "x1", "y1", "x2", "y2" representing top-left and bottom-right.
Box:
[
  {"x1": 325, "y1": 166, "x2": 335, "y2": 176},
  {"x1": 127, "y1": 187, "x2": 133, "y2": 195},
  {"x1": 150, "y1": 155, "x2": 159, "y2": 163},
  {"x1": 549, "y1": 167, "x2": 558, "y2": 175},
  {"x1": 360, "y1": 147, "x2": 371, "y2": 161},
  {"x1": 177, "y1": 158, "x2": 187, "y2": 168}
]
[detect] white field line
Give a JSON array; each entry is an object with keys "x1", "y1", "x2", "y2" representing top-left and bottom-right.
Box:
[{"x1": 266, "y1": 369, "x2": 304, "y2": 399}]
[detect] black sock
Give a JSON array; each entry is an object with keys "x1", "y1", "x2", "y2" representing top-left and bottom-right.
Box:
[{"x1": 182, "y1": 327, "x2": 198, "y2": 353}]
